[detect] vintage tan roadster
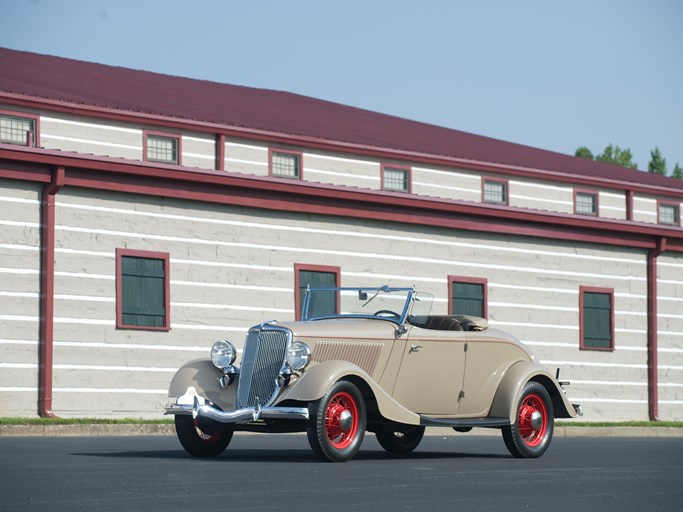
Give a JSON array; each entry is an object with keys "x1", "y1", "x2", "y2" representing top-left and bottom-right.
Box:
[{"x1": 165, "y1": 286, "x2": 582, "y2": 461}]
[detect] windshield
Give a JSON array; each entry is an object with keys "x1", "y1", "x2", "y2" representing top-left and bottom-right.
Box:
[{"x1": 302, "y1": 285, "x2": 433, "y2": 324}]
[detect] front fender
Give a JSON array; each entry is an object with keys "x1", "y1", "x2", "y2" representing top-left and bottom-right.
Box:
[
  {"x1": 488, "y1": 361, "x2": 578, "y2": 422},
  {"x1": 275, "y1": 360, "x2": 421, "y2": 425},
  {"x1": 168, "y1": 359, "x2": 238, "y2": 412}
]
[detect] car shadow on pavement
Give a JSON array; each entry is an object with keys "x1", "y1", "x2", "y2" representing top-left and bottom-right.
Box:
[{"x1": 72, "y1": 448, "x2": 510, "y2": 463}]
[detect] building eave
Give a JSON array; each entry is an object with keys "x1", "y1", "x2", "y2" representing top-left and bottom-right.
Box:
[
  {"x1": 2, "y1": 92, "x2": 683, "y2": 201},
  {"x1": 1, "y1": 144, "x2": 681, "y2": 253}
]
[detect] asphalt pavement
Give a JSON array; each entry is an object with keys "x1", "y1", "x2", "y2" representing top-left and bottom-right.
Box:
[{"x1": 1, "y1": 434, "x2": 681, "y2": 512}]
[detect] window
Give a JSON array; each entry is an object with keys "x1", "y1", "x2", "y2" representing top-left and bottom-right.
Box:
[
  {"x1": 116, "y1": 249, "x2": 170, "y2": 330},
  {"x1": 449, "y1": 276, "x2": 487, "y2": 318},
  {"x1": 658, "y1": 201, "x2": 680, "y2": 226},
  {"x1": 575, "y1": 190, "x2": 598, "y2": 216},
  {"x1": 0, "y1": 111, "x2": 39, "y2": 146},
  {"x1": 483, "y1": 178, "x2": 508, "y2": 205},
  {"x1": 580, "y1": 286, "x2": 614, "y2": 351},
  {"x1": 144, "y1": 132, "x2": 180, "y2": 164},
  {"x1": 382, "y1": 165, "x2": 410, "y2": 193},
  {"x1": 294, "y1": 264, "x2": 340, "y2": 320},
  {"x1": 270, "y1": 149, "x2": 302, "y2": 179}
]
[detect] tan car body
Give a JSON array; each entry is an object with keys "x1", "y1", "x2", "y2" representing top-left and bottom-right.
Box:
[{"x1": 168, "y1": 316, "x2": 577, "y2": 426}]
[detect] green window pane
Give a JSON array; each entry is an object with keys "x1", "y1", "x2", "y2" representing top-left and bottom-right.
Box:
[
  {"x1": 147, "y1": 135, "x2": 178, "y2": 163},
  {"x1": 576, "y1": 193, "x2": 597, "y2": 215},
  {"x1": 484, "y1": 181, "x2": 506, "y2": 204},
  {"x1": 452, "y1": 282, "x2": 484, "y2": 317},
  {"x1": 583, "y1": 292, "x2": 612, "y2": 348},
  {"x1": 121, "y1": 256, "x2": 166, "y2": 327},
  {"x1": 1, "y1": 115, "x2": 35, "y2": 145},
  {"x1": 299, "y1": 270, "x2": 337, "y2": 318},
  {"x1": 272, "y1": 152, "x2": 300, "y2": 178},
  {"x1": 384, "y1": 168, "x2": 408, "y2": 192}
]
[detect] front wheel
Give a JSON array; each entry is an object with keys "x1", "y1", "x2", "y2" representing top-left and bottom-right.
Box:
[
  {"x1": 376, "y1": 425, "x2": 425, "y2": 454},
  {"x1": 174, "y1": 415, "x2": 233, "y2": 457},
  {"x1": 502, "y1": 380, "x2": 554, "y2": 458},
  {"x1": 307, "y1": 379, "x2": 366, "y2": 462}
]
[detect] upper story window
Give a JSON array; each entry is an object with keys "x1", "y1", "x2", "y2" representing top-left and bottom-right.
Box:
[
  {"x1": 575, "y1": 190, "x2": 599, "y2": 216},
  {"x1": 144, "y1": 131, "x2": 181, "y2": 164},
  {"x1": 483, "y1": 178, "x2": 508, "y2": 205},
  {"x1": 116, "y1": 249, "x2": 170, "y2": 331},
  {"x1": 294, "y1": 264, "x2": 340, "y2": 320},
  {"x1": 382, "y1": 165, "x2": 411, "y2": 193},
  {"x1": 0, "y1": 111, "x2": 39, "y2": 146},
  {"x1": 270, "y1": 149, "x2": 302, "y2": 179},
  {"x1": 580, "y1": 286, "x2": 614, "y2": 351},
  {"x1": 658, "y1": 201, "x2": 680, "y2": 226},
  {"x1": 449, "y1": 276, "x2": 488, "y2": 318}
]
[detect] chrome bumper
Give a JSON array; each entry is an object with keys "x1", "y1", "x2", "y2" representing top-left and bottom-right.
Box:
[{"x1": 164, "y1": 387, "x2": 309, "y2": 424}]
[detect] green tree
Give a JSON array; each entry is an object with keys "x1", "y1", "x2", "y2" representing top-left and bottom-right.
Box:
[
  {"x1": 648, "y1": 146, "x2": 667, "y2": 175},
  {"x1": 672, "y1": 163, "x2": 683, "y2": 179},
  {"x1": 595, "y1": 144, "x2": 638, "y2": 170},
  {"x1": 575, "y1": 146, "x2": 594, "y2": 160}
]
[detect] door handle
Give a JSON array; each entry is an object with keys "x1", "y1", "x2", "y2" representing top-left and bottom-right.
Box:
[{"x1": 409, "y1": 344, "x2": 423, "y2": 353}]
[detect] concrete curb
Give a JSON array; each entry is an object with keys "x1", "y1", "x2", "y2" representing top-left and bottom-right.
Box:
[{"x1": 0, "y1": 424, "x2": 681, "y2": 437}]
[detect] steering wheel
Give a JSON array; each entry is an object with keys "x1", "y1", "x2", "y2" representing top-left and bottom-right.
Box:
[{"x1": 373, "y1": 310, "x2": 401, "y2": 318}]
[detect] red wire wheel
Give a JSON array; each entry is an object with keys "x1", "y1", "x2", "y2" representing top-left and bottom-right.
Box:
[
  {"x1": 517, "y1": 393, "x2": 548, "y2": 447},
  {"x1": 324, "y1": 391, "x2": 360, "y2": 449},
  {"x1": 307, "y1": 380, "x2": 366, "y2": 462},
  {"x1": 502, "y1": 381, "x2": 554, "y2": 458}
]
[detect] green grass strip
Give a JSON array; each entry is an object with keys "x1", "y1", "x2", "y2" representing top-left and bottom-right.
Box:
[{"x1": 557, "y1": 420, "x2": 683, "y2": 428}]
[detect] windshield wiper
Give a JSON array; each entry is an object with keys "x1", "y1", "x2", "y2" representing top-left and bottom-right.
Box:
[{"x1": 361, "y1": 285, "x2": 390, "y2": 308}]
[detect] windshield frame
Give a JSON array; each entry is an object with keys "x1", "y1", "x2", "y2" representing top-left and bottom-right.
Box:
[{"x1": 301, "y1": 285, "x2": 416, "y2": 325}]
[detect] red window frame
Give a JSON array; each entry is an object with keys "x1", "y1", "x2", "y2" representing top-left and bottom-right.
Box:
[
  {"x1": 116, "y1": 248, "x2": 171, "y2": 331},
  {"x1": 448, "y1": 275, "x2": 488, "y2": 319},
  {"x1": 657, "y1": 200, "x2": 681, "y2": 226},
  {"x1": 381, "y1": 164, "x2": 412, "y2": 193},
  {"x1": 143, "y1": 130, "x2": 182, "y2": 165},
  {"x1": 0, "y1": 108, "x2": 40, "y2": 146},
  {"x1": 482, "y1": 177, "x2": 509, "y2": 205},
  {"x1": 269, "y1": 148, "x2": 303, "y2": 180},
  {"x1": 574, "y1": 189, "x2": 599, "y2": 216},
  {"x1": 579, "y1": 286, "x2": 614, "y2": 352},
  {"x1": 294, "y1": 263, "x2": 340, "y2": 320}
]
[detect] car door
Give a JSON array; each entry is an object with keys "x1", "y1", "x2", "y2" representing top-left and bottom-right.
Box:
[{"x1": 390, "y1": 327, "x2": 466, "y2": 416}]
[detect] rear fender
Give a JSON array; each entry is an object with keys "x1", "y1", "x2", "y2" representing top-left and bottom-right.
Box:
[
  {"x1": 276, "y1": 360, "x2": 420, "y2": 425},
  {"x1": 489, "y1": 361, "x2": 577, "y2": 421}
]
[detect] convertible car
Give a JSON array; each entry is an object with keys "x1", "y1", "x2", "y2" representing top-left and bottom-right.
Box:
[{"x1": 165, "y1": 286, "x2": 582, "y2": 462}]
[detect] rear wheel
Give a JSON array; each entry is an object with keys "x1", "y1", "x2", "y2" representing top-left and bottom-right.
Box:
[
  {"x1": 307, "y1": 380, "x2": 366, "y2": 462},
  {"x1": 376, "y1": 425, "x2": 425, "y2": 454},
  {"x1": 174, "y1": 415, "x2": 233, "y2": 457},
  {"x1": 502, "y1": 381, "x2": 554, "y2": 458}
]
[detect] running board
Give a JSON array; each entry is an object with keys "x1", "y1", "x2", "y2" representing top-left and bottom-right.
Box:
[{"x1": 419, "y1": 416, "x2": 510, "y2": 428}]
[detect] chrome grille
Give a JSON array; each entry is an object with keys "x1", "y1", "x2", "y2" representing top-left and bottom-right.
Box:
[{"x1": 237, "y1": 325, "x2": 290, "y2": 408}]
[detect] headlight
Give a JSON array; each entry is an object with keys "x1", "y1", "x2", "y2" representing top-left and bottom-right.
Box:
[
  {"x1": 286, "y1": 341, "x2": 311, "y2": 371},
  {"x1": 211, "y1": 340, "x2": 236, "y2": 369}
]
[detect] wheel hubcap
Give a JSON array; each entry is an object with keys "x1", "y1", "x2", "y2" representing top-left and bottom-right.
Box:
[
  {"x1": 339, "y1": 409, "x2": 353, "y2": 433},
  {"x1": 530, "y1": 410, "x2": 543, "y2": 430}
]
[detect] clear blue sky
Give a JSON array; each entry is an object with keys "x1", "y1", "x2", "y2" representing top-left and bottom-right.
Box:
[{"x1": 2, "y1": 0, "x2": 682, "y2": 173}]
